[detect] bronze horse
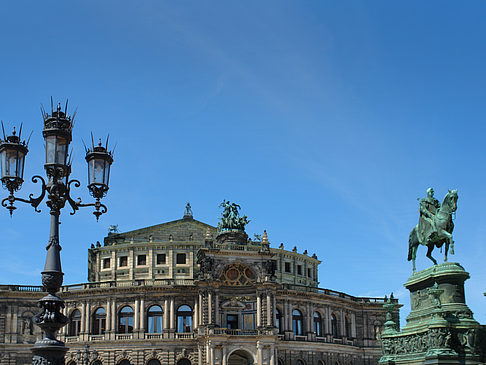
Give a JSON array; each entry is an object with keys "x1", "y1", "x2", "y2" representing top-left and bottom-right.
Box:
[{"x1": 408, "y1": 190, "x2": 458, "y2": 272}]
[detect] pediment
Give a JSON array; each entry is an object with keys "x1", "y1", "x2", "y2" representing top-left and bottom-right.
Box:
[{"x1": 106, "y1": 217, "x2": 217, "y2": 244}]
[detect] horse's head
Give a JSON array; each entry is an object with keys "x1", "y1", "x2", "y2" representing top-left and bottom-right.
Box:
[{"x1": 442, "y1": 189, "x2": 458, "y2": 212}]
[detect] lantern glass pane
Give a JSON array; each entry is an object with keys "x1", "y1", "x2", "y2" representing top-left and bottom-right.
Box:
[
  {"x1": 46, "y1": 136, "x2": 56, "y2": 164},
  {"x1": 6, "y1": 149, "x2": 19, "y2": 177},
  {"x1": 0, "y1": 150, "x2": 6, "y2": 178},
  {"x1": 104, "y1": 161, "x2": 110, "y2": 186},
  {"x1": 56, "y1": 136, "x2": 68, "y2": 165},
  {"x1": 94, "y1": 159, "x2": 105, "y2": 184},
  {"x1": 17, "y1": 152, "x2": 25, "y2": 179},
  {"x1": 88, "y1": 159, "x2": 95, "y2": 185}
]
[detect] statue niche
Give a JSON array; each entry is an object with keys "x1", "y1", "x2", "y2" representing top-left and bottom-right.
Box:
[{"x1": 220, "y1": 263, "x2": 256, "y2": 286}]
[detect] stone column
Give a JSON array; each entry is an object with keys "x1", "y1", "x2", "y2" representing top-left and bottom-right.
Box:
[
  {"x1": 340, "y1": 309, "x2": 345, "y2": 337},
  {"x1": 199, "y1": 292, "x2": 203, "y2": 325},
  {"x1": 273, "y1": 296, "x2": 277, "y2": 328},
  {"x1": 111, "y1": 300, "x2": 116, "y2": 339},
  {"x1": 194, "y1": 299, "x2": 199, "y2": 329},
  {"x1": 134, "y1": 298, "x2": 140, "y2": 331},
  {"x1": 106, "y1": 299, "x2": 111, "y2": 332},
  {"x1": 215, "y1": 293, "x2": 219, "y2": 326},
  {"x1": 270, "y1": 344, "x2": 275, "y2": 365},
  {"x1": 287, "y1": 301, "x2": 292, "y2": 331},
  {"x1": 208, "y1": 292, "x2": 213, "y2": 324},
  {"x1": 170, "y1": 298, "x2": 175, "y2": 331},
  {"x1": 257, "y1": 342, "x2": 263, "y2": 365},
  {"x1": 198, "y1": 346, "x2": 203, "y2": 365},
  {"x1": 210, "y1": 344, "x2": 215, "y2": 365},
  {"x1": 351, "y1": 313, "x2": 356, "y2": 338},
  {"x1": 267, "y1": 293, "x2": 272, "y2": 326},
  {"x1": 164, "y1": 299, "x2": 169, "y2": 331},
  {"x1": 140, "y1": 298, "x2": 145, "y2": 334},
  {"x1": 80, "y1": 302, "x2": 86, "y2": 333},
  {"x1": 85, "y1": 302, "x2": 90, "y2": 336},
  {"x1": 256, "y1": 294, "x2": 262, "y2": 327},
  {"x1": 222, "y1": 346, "x2": 227, "y2": 365}
]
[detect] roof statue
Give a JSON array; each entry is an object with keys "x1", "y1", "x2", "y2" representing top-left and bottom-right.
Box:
[
  {"x1": 183, "y1": 202, "x2": 193, "y2": 219},
  {"x1": 217, "y1": 200, "x2": 250, "y2": 232},
  {"x1": 108, "y1": 225, "x2": 119, "y2": 235},
  {"x1": 408, "y1": 188, "x2": 458, "y2": 272}
]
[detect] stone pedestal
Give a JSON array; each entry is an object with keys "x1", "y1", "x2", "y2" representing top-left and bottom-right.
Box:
[
  {"x1": 216, "y1": 230, "x2": 248, "y2": 245},
  {"x1": 379, "y1": 263, "x2": 485, "y2": 365}
]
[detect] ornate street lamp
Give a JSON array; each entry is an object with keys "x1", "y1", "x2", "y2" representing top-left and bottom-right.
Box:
[{"x1": 0, "y1": 100, "x2": 114, "y2": 365}]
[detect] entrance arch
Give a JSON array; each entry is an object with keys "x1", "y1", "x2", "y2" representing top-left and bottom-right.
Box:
[{"x1": 228, "y1": 350, "x2": 254, "y2": 365}]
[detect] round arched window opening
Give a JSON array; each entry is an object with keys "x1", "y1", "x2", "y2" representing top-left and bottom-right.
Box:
[
  {"x1": 147, "y1": 359, "x2": 161, "y2": 365},
  {"x1": 176, "y1": 359, "x2": 191, "y2": 365},
  {"x1": 177, "y1": 305, "x2": 193, "y2": 333},
  {"x1": 92, "y1": 307, "x2": 106, "y2": 335},
  {"x1": 147, "y1": 305, "x2": 163, "y2": 333},
  {"x1": 118, "y1": 306, "x2": 134, "y2": 333},
  {"x1": 292, "y1": 309, "x2": 303, "y2": 336}
]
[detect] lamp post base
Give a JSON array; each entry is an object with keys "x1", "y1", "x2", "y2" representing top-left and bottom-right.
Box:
[{"x1": 32, "y1": 343, "x2": 68, "y2": 365}]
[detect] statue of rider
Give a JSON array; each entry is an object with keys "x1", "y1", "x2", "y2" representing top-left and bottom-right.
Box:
[{"x1": 418, "y1": 188, "x2": 441, "y2": 244}]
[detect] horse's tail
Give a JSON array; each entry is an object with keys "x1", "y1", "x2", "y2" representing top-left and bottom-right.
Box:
[{"x1": 408, "y1": 226, "x2": 417, "y2": 261}]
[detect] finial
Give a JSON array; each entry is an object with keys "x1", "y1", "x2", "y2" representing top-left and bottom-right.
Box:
[
  {"x1": 98, "y1": 138, "x2": 102, "y2": 147},
  {"x1": 292, "y1": 246, "x2": 297, "y2": 252},
  {"x1": 57, "y1": 103, "x2": 61, "y2": 112},
  {"x1": 279, "y1": 243, "x2": 284, "y2": 249},
  {"x1": 262, "y1": 230, "x2": 268, "y2": 244},
  {"x1": 303, "y1": 249, "x2": 308, "y2": 255},
  {"x1": 312, "y1": 253, "x2": 317, "y2": 259},
  {"x1": 12, "y1": 127, "x2": 16, "y2": 136}
]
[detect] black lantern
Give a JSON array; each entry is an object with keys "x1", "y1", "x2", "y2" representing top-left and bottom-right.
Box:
[
  {"x1": 0, "y1": 126, "x2": 29, "y2": 193},
  {"x1": 85, "y1": 139, "x2": 113, "y2": 199},
  {"x1": 42, "y1": 103, "x2": 72, "y2": 178}
]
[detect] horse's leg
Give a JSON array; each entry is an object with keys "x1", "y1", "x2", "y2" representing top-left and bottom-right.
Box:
[
  {"x1": 444, "y1": 240, "x2": 449, "y2": 262},
  {"x1": 441, "y1": 230, "x2": 453, "y2": 262},
  {"x1": 426, "y1": 244, "x2": 437, "y2": 265},
  {"x1": 412, "y1": 246, "x2": 417, "y2": 272}
]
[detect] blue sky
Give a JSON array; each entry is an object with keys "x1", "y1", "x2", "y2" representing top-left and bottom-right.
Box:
[{"x1": 1, "y1": 1, "x2": 485, "y2": 327}]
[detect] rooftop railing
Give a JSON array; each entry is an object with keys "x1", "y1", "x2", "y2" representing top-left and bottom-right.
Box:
[{"x1": 0, "y1": 282, "x2": 396, "y2": 304}]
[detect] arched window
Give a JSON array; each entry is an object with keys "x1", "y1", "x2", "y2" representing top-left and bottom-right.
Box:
[
  {"x1": 92, "y1": 361, "x2": 102, "y2": 365},
  {"x1": 147, "y1": 360, "x2": 161, "y2": 365},
  {"x1": 177, "y1": 305, "x2": 193, "y2": 333},
  {"x1": 292, "y1": 309, "x2": 303, "y2": 335},
  {"x1": 66, "y1": 361, "x2": 76, "y2": 365},
  {"x1": 278, "y1": 360, "x2": 284, "y2": 365},
  {"x1": 118, "y1": 360, "x2": 130, "y2": 365},
  {"x1": 92, "y1": 307, "x2": 106, "y2": 335},
  {"x1": 68, "y1": 309, "x2": 81, "y2": 336},
  {"x1": 118, "y1": 306, "x2": 134, "y2": 333},
  {"x1": 296, "y1": 360, "x2": 305, "y2": 365},
  {"x1": 331, "y1": 313, "x2": 338, "y2": 337},
  {"x1": 176, "y1": 359, "x2": 191, "y2": 365},
  {"x1": 345, "y1": 316, "x2": 351, "y2": 338},
  {"x1": 313, "y1": 311, "x2": 322, "y2": 336},
  {"x1": 276, "y1": 308, "x2": 282, "y2": 333},
  {"x1": 147, "y1": 305, "x2": 163, "y2": 333}
]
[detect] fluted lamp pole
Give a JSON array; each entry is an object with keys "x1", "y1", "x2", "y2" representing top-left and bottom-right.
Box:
[{"x1": 0, "y1": 100, "x2": 114, "y2": 365}]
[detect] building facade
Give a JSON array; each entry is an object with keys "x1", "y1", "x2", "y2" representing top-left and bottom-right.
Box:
[{"x1": 0, "y1": 207, "x2": 398, "y2": 365}]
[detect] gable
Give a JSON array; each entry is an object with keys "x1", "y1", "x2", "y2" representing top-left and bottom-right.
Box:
[{"x1": 105, "y1": 217, "x2": 218, "y2": 245}]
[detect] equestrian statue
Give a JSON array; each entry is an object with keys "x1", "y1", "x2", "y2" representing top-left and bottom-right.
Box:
[{"x1": 408, "y1": 188, "x2": 458, "y2": 272}]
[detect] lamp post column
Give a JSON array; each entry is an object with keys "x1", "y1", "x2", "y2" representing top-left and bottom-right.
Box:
[{"x1": 32, "y1": 209, "x2": 68, "y2": 365}]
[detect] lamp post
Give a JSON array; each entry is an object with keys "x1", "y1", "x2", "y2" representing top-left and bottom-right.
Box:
[
  {"x1": 0, "y1": 101, "x2": 114, "y2": 365},
  {"x1": 76, "y1": 344, "x2": 98, "y2": 365}
]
